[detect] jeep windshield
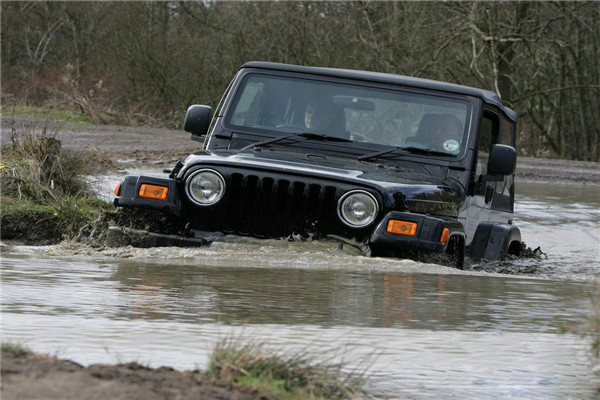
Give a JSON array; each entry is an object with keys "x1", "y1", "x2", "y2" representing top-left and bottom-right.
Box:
[{"x1": 225, "y1": 74, "x2": 471, "y2": 156}]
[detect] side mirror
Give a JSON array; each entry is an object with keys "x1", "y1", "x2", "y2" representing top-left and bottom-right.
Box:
[
  {"x1": 488, "y1": 144, "x2": 516, "y2": 176},
  {"x1": 184, "y1": 105, "x2": 212, "y2": 137}
]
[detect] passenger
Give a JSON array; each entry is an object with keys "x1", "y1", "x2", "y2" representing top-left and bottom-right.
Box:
[
  {"x1": 410, "y1": 114, "x2": 463, "y2": 154},
  {"x1": 430, "y1": 114, "x2": 463, "y2": 153},
  {"x1": 304, "y1": 98, "x2": 369, "y2": 141}
]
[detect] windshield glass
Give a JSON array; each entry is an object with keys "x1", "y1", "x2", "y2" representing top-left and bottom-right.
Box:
[{"x1": 226, "y1": 74, "x2": 471, "y2": 155}]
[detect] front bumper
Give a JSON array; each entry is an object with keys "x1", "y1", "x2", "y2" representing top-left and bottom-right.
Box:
[
  {"x1": 369, "y1": 211, "x2": 464, "y2": 253},
  {"x1": 114, "y1": 175, "x2": 463, "y2": 254},
  {"x1": 114, "y1": 175, "x2": 181, "y2": 216}
]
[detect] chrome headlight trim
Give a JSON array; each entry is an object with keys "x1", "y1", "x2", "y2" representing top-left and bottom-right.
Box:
[
  {"x1": 337, "y1": 189, "x2": 379, "y2": 228},
  {"x1": 185, "y1": 168, "x2": 226, "y2": 206}
]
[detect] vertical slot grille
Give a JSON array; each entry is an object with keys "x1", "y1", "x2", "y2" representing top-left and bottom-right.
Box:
[{"x1": 221, "y1": 173, "x2": 337, "y2": 238}]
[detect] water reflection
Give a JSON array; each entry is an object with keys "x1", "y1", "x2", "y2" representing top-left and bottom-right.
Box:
[
  {"x1": 2, "y1": 252, "x2": 596, "y2": 398},
  {"x1": 4, "y1": 260, "x2": 572, "y2": 332}
]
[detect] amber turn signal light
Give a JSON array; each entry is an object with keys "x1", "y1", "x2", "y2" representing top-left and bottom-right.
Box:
[
  {"x1": 139, "y1": 184, "x2": 168, "y2": 200},
  {"x1": 114, "y1": 183, "x2": 121, "y2": 197},
  {"x1": 387, "y1": 220, "x2": 417, "y2": 236},
  {"x1": 440, "y1": 227, "x2": 450, "y2": 243}
]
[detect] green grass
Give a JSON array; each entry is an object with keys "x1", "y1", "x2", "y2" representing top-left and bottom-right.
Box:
[
  {"x1": 1, "y1": 105, "x2": 93, "y2": 124},
  {"x1": 235, "y1": 375, "x2": 298, "y2": 398},
  {"x1": 1, "y1": 195, "x2": 110, "y2": 238},
  {"x1": 206, "y1": 337, "x2": 364, "y2": 400},
  {"x1": 1, "y1": 342, "x2": 32, "y2": 357},
  {"x1": 1, "y1": 194, "x2": 106, "y2": 214}
]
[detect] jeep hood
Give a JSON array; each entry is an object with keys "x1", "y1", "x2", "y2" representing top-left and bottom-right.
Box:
[{"x1": 181, "y1": 150, "x2": 463, "y2": 214}]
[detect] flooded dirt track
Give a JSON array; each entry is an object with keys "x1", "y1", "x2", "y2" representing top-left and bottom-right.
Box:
[
  {"x1": 1, "y1": 251, "x2": 597, "y2": 398},
  {"x1": 2, "y1": 170, "x2": 600, "y2": 398},
  {"x1": 511, "y1": 181, "x2": 600, "y2": 281}
]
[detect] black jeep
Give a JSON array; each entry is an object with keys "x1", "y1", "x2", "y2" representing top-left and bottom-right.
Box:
[{"x1": 114, "y1": 62, "x2": 522, "y2": 269}]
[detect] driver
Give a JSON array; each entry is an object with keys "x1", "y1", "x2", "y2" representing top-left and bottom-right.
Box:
[
  {"x1": 304, "y1": 98, "x2": 359, "y2": 141},
  {"x1": 304, "y1": 99, "x2": 333, "y2": 132}
]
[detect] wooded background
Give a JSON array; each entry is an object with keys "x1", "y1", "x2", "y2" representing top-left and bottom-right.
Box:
[{"x1": 2, "y1": 1, "x2": 599, "y2": 161}]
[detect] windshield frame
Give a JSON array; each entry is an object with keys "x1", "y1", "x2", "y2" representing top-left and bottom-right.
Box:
[{"x1": 221, "y1": 70, "x2": 478, "y2": 162}]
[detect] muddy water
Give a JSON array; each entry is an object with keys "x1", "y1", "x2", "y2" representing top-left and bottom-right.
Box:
[
  {"x1": 511, "y1": 182, "x2": 600, "y2": 280},
  {"x1": 2, "y1": 180, "x2": 599, "y2": 399}
]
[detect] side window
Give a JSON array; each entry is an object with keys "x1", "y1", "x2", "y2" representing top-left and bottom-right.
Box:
[
  {"x1": 499, "y1": 115, "x2": 516, "y2": 146},
  {"x1": 475, "y1": 111, "x2": 499, "y2": 181},
  {"x1": 496, "y1": 114, "x2": 516, "y2": 210}
]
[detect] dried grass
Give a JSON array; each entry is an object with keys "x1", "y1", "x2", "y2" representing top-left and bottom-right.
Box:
[
  {"x1": 1, "y1": 119, "x2": 111, "y2": 240},
  {"x1": 1, "y1": 120, "x2": 95, "y2": 203}
]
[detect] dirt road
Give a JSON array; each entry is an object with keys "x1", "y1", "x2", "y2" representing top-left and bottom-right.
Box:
[{"x1": 2, "y1": 117, "x2": 599, "y2": 184}]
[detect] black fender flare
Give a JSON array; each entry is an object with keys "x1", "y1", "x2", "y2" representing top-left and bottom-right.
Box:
[{"x1": 469, "y1": 222, "x2": 521, "y2": 261}]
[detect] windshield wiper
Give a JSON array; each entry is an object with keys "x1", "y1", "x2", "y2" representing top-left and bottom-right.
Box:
[
  {"x1": 358, "y1": 146, "x2": 451, "y2": 162},
  {"x1": 358, "y1": 147, "x2": 407, "y2": 161},
  {"x1": 402, "y1": 146, "x2": 454, "y2": 157},
  {"x1": 240, "y1": 131, "x2": 351, "y2": 152}
]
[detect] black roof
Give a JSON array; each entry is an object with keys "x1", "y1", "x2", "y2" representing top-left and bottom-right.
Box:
[{"x1": 242, "y1": 61, "x2": 517, "y2": 122}]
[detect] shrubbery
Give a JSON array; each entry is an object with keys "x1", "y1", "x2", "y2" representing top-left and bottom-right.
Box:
[{"x1": 1, "y1": 120, "x2": 109, "y2": 242}]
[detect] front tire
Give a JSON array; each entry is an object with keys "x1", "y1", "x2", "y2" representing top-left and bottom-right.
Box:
[{"x1": 446, "y1": 236, "x2": 465, "y2": 270}]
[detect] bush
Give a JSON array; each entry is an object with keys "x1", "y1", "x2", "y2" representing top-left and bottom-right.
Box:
[
  {"x1": 1, "y1": 120, "x2": 96, "y2": 202},
  {"x1": 1, "y1": 120, "x2": 111, "y2": 242}
]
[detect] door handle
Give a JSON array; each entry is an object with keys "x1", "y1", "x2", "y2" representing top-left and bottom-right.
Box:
[{"x1": 484, "y1": 184, "x2": 495, "y2": 204}]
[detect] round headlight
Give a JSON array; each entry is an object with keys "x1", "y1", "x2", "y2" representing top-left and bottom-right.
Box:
[
  {"x1": 185, "y1": 169, "x2": 226, "y2": 206},
  {"x1": 337, "y1": 190, "x2": 379, "y2": 228}
]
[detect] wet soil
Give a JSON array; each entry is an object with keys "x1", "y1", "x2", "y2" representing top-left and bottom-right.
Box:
[
  {"x1": 76, "y1": 208, "x2": 184, "y2": 246},
  {"x1": 516, "y1": 156, "x2": 600, "y2": 185},
  {"x1": 1, "y1": 209, "x2": 65, "y2": 245},
  {"x1": 1, "y1": 349, "x2": 259, "y2": 400},
  {"x1": 0, "y1": 117, "x2": 198, "y2": 166}
]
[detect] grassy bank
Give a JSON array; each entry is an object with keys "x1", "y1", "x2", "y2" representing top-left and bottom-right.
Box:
[
  {"x1": 2, "y1": 342, "x2": 34, "y2": 357},
  {"x1": 1, "y1": 104, "x2": 93, "y2": 125},
  {"x1": 1, "y1": 341, "x2": 364, "y2": 400},
  {"x1": 1, "y1": 195, "x2": 109, "y2": 244},
  {"x1": 1, "y1": 121, "x2": 109, "y2": 243},
  {"x1": 207, "y1": 337, "x2": 363, "y2": 399}
]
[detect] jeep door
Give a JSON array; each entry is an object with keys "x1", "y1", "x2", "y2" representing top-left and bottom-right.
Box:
[{"x1": 464, "y1": 109, "x2": 500, "y2": 243}]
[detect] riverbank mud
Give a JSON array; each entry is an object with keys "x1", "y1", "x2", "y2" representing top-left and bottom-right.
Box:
[
  {"x1": 1, "y1": 208, "x2": 65, "y2": 245},
  {"x1": 1, "y1": 347, "x2": 259, "y2": 400}
]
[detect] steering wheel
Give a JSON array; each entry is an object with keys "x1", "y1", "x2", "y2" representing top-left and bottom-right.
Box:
[{"x1": 350, "y1": 132, "x2": 377, "y2": 143}]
